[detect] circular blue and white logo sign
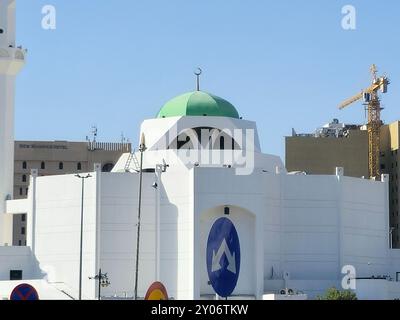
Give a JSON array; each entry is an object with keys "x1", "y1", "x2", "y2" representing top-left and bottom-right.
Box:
[{"x1": 206, "y1": 217, "x2": 241, "y2": 297}]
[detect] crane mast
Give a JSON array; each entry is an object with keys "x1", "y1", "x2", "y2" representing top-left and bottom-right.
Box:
[{"x1": 338, "y1": 65, "x2": 389, "y2": 179}]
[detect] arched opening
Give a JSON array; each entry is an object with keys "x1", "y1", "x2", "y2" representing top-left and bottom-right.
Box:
[
  {"x1": 77, "y1": 162, "x2": 82, "y2": 171},
  {"x1": 22, "y1": 161, "x2": 27, "y2": 169},
  {"x1": 168, "y1": 127, "x2": 240, "y2": 150},
  {"x1": 102, "y1": 163, "x2": 114, "y2": 172},
  {"x1": 22, "y1": 175, "x2": 27, "y2": 183},
  {"x1": 41, "y1": 162, "x2": 45, "y2": 170},
  {"x1": 59, "y1": 162, "x2": 64, "y2": 170}
]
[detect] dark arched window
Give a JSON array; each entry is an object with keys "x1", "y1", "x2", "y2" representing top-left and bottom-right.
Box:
[
  {"x1": 59, "y1": 162, "x2": 63, "y2": 170},
  {"x1": 220, "y1": 136, "x2": 225, "y2": 150},
  {"x1": 22, "y1": 161, "x2": 27, "y2": 169},
  {"x1": 77, "y1": 162, "x2": 82, "y2": 171},
  {"x1": 102, "y1": 163, "x2": 114, "y2": 172},
  {"x1": 41, "y1": 162, "x2": 45, "y2": 170},
  {"x1": 22, "y1": 174, "x2": 27, "y2": 182},
  {"x1": 19, "y1": 188, "x2": 23, "y2": 196}
]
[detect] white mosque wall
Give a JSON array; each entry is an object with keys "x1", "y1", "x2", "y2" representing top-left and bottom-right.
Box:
[
  {"x1": 340, "y1": 176, "x2": 389, "y2": 278},
  {"x1": 389, "y1": 250, "x2": 400, "y2": 279},
  {"x1": 277, "y1": 173, "x2": 391, "y2": 297},
  {"x1": 159, "y1": 168, "x2": 195, "y2": 300},
  {"x1": 280, "y1": 175, "x2": 341, "y2": 282},
  {"x1": 0, "y1": 213, "x2": 13, "y2": 246},
  {"x1": 32, "y1": 174, "x2": 98, "y2": 299},
  {"x1": 98, "y1": 168, "x2": 195, "y2": 300},
  {"x1": 263, "y1": 173, "x2": 284, "y2": 292},
  {"x1": 98, "y1": 172, "x2": 156, "y2": 299},
  {"x1": 0, "y1": 246, "x2": 34, "y2": 280}
]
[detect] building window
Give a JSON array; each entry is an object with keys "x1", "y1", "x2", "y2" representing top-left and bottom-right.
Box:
[
  {"x1": 102, "y1": 163, "x2": 114, "y2": 172},
  {"x1": 19, "y1": 188, "x2": 22, "y2": 196},
  {"x1": 18, "y1": 240, "x2": 21, "y2": 246},
  {"x1": 9, "y1": 270, "x2": 22, "y2": 281},
  {"x1": 22, "y1": 174, "x2": 27, "y2": 182},
  {"x1": 59, "y1": 162, "x2": 64, "y2": 170},
  {"x1": 22, "y1": 161, "x2": 27, "y2": 169},
  {"x1": 77, "y1": 162, "x2": 82, "y2": 171},
  {"x1": 220, "y1": 136, "x2": 225, "y2": 150},
  {"x1": 381, "y1": 164, "x2": 386, "y2": 170},
  {"x1": 41, "y1": 161, "x2": 45, "y2": 169},
  {"x1": 21, "y1": 214, "x2": 26, "y2": 222},
  {"x1": 25, "y1": 188, "x2": 28, "y2": 195},
  {"x1": 21, "y1": 227, "x2": 25, "y2": 235}
]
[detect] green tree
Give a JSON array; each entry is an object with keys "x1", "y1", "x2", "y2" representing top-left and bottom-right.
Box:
[{"x1": 317, "y1": 287, "x2": 357, "y2": 300}]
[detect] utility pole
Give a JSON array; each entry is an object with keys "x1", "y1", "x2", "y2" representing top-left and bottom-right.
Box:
[
  {"x1": 134, "y1": 134, "x2": 146, "y2": 300},
  {"x1": 75, "y1": 173, "x2": 92, "y2": 300}
]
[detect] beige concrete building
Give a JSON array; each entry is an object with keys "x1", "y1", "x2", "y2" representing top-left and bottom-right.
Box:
[
  {"x1": 286, "y1": 119, "x2": 400, "y2": 247},
  {"x1": 12, "y1": 140, "x2": 131, "y2": 246}
]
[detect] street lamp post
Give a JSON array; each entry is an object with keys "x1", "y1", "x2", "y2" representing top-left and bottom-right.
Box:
[
  {"x1": 75, "y1": 173, "x2": 92, "y2": 300},
  {"x1": 134, "y1": 134, "x2": 146, "y2": 300},
  {"x1": 89, "y1": 268, "x2": 110, "y2": 300}
]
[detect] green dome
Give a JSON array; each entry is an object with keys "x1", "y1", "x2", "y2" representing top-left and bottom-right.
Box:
[{"x1": 156, "y1": 91, "x2": 240, "y2": 119}]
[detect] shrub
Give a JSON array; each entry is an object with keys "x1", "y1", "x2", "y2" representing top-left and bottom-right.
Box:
[{"x1": 317, "y1": 287, "x2": 357, "y2": 300}]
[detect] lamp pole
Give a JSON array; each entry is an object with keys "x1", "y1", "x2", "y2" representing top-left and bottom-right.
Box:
[
  {"x1": 75, "y1": 173, "x2": 92, "y2": 300},
  {"x1": 134, "y1": 134, "x2": 146, "y2": 300},
  {"x1": 89, "y1": 268, "x2": 110, "y2": 300}
]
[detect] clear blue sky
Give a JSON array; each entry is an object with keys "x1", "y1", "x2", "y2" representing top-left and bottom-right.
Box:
[{"x1": 14, "y1": 0, "x2": 400, "y2": 160}]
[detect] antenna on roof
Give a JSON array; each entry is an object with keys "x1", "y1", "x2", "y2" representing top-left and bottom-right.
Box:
[
  {"x1": 90, "y1": 125, "x2": 98, "y2": 143},
  {"x1": 194, "y1": 67, "x2": 202, "y2": 91}
]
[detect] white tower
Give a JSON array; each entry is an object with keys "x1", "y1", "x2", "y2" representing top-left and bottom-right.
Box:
[{"x1": 0, "y1": 0, "x2": 25, "y2": 231}]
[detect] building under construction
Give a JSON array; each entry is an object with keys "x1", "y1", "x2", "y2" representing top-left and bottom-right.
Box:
[
  {"x1": 286, "y1": 119, "x2": 400, "y2": 248},
  {"x1": 286, "y1": 65, "x2": 399, "y2": 246}
]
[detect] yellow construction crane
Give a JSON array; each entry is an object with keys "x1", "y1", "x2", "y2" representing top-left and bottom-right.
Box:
[{"x1": 338, "y1": 64, "x2": 390, "y2": 179}]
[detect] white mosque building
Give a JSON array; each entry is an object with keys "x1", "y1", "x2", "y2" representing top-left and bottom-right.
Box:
[{"x1": 1, "y1": 0, "x2": 400, "y2": 300}]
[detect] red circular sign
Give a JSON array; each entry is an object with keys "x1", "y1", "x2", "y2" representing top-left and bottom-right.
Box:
[
  {"x1": 145, "y1": 281, "x2": 168, "y2": 300},
  {"x1": 10, "y1": 283, "x2": 39, "y2": 300}
]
